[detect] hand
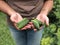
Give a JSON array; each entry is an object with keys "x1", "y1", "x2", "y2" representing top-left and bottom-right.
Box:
[
  {"x1": 27, "y1": 15, "x2": 49, "y2": 31},
  {"x1": 10, "y1": 12, "x2": 32, "y2": 30},
  {"x1": 36, "y1": 14, "x2": 49, "y2": 26},
  {"x1": 10, "y1": 13, "x2": 23, "y2": 23}
]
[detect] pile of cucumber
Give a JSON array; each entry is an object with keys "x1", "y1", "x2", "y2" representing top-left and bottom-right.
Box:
[{"x1": 16, "y1": 18, "x2": 42, "y2": 30}]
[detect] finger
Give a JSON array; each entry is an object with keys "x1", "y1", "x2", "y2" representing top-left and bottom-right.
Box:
[
  {"x1": 39, "y1": 26, "x2": 44, "y2": 30},
  {"x1": 10, "y1": 17, "x2": 15, "y2": 23},
  {"x1": 21, "y1": 27, "x2": 27, "y2": 30},
  {"x1": 13, "y1": 23, "x2": 20, "y2": 30},
  {"x1": 29, "y1": 22, "x2": 33, "y2": 25},
  {"x1": 31, "y1": 24, "x2": 37, "y2": 31},
  {"x1": 29, "y1": 22, "x2": 34, "y2": 29},
  {"x1": 45, "y1": 17, "x2": 49, "y2": 26},
  {"x1": 21, "y1": 25, "x2": 27, "y2": 30},
  {"x1": 25, "y1": 24, "x2": 31, "y2": 29},
  {"x1": 34, "y1": 29, "x2": 37, "y2": 32},
  {"x1": 31, "y1": 24, "x2": 35, "y2": 29},
  {"x1": 21, "y1": 24, "x2": 31, "y2": 30}
]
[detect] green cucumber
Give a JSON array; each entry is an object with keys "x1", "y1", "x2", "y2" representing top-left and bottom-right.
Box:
[
  {"x1": 17, "y1": 18, "x2": 29, "y2": 29},
  {"x1": 34, "y1": 19, "x2": 42, "y2": 26},
  {"x1": 31, "y1": 19, "x2": 40, "y2": 30}
]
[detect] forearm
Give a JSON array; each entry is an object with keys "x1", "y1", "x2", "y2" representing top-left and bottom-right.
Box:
[
  {"x1": 39, "y1": 0, "x2": 53, "y2": 16},
  {"x1": 0, "y1": 0, "x2": 16, "y2": 16}
]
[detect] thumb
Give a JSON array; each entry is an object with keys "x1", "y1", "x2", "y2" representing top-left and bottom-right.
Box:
[{"x1": 45, "y1": 17, "x2": 49, "y2": 26}]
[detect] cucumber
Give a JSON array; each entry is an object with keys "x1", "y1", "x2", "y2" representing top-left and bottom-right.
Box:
[
  {"x1": 17, "y1": 18, "x2": 29, "y2": 29},
  {"x1": 34, "y1": 19, "x2": 42, "y2": 26},
  {"x1": 31, "y1": 19, "x2": 40, "y2": 30}
]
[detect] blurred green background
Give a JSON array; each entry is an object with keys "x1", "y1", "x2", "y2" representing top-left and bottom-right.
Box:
[{"x1": 0, "y1": 0, "x2": 60, "y2": 45}]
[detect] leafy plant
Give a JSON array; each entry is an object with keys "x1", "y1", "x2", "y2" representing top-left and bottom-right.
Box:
[{"x1": 41, "y1": 0, "x2": 60, "y2": 45}]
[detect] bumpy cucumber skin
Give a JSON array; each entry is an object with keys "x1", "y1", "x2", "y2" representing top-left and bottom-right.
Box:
[
  {"x1": 31, "y1": 20, "x2": 40, "y2": 30},
  {"x1": 34, "y1": 19, "x2": 42, "y2": 26},
  {"x1": 17, "y1": 18, "x2": 29, "y2": 29}
]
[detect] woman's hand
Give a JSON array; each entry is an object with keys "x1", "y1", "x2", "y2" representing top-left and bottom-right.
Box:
[
  {"x1": 10, "y1": 13, "x2": 23, "y2": 23},
  {"x1": 36, "y1": 14, "x2": 49, "y2": 26},
  {"x1": 30, "y1": 14, "x2": 49, "y2": 31},
  {"x1": 10, "y1": 12, "x2": 32, "y2": 30}
]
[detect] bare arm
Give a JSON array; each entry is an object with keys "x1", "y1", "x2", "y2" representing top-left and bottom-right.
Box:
[
  {"x1": 0, "y1": 0, "x2": 32, "y2": 30},
  {"x1": 0, "y1": 0, "x2": 23, "y2": 23},
  {"x1": 0, "y1": 0, "x2": 17, "y2": 16},
  {"x1": 39, "y1": 0, "x2": 53, "y2": 16},
  {"x1": 36, "y1": 0, "x2": 53, "y2": 26}
]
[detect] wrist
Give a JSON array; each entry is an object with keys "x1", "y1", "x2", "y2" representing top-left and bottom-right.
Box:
[
  {"x1": 39, "y1": 10, "x2": 49, "y2": 16},
  {"x1": 7, "y1": 10, "x2": 17, "y2": 16},
  {"x1": 38, "y1": 13, "x2": 47, "y2": 17}
]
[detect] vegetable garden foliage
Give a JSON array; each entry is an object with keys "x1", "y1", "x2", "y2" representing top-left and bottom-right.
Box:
[{"x1": 41, "y1": 0, "x2": 60, "y2": 45}]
